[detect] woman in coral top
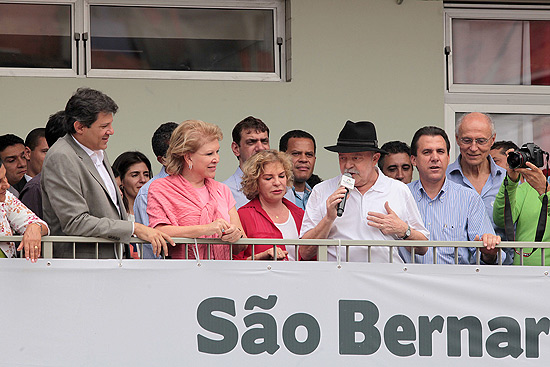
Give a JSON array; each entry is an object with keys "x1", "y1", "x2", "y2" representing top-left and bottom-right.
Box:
[
  {"x1": 238, "y1": 150, "x2": 304, "y2": 260},
  {"x1": 147, "y1": 120, "x2": 246, "y2": 260}
]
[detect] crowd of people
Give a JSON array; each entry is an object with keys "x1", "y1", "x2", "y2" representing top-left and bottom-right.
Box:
[{"x1": 1, "y1": 87, "x2": 549, "y2": 266}]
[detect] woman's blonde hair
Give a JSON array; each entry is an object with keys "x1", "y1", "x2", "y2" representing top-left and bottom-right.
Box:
[
  {"x1": 165, "y1": 120, "x2": 223, "y2": 175},
  {"x1": 241, "y1": 150, "x2": 294, "y2": 200}
]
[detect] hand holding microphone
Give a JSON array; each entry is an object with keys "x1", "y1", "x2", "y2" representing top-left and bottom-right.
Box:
[{"x1": 337, "y1": 173, "x2": 355, "y2": 217}]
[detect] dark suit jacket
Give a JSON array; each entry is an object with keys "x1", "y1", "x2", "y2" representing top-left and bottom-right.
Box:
[
  {"x1": 41, "y1": 134, "x2": 133, "y2": 258},
  {"x1": 12, "y1": 177, "x2": 27, "y2": 195},
  {"x1": 19, "y1": 173, "x2": 43, "y2": 219}
]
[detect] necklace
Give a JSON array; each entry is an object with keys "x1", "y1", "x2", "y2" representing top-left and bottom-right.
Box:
[{"x1": 265, "y1": 206, "x2": 287, "y2": 221}]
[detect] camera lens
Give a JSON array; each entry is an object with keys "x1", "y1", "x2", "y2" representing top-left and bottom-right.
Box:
[{"x1": 507, "y1": 151, "x2": 524, "y2": 169}]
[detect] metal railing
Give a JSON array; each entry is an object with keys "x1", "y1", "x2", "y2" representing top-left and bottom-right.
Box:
[{"x1": 1, "y1": 235, "x2": 549, "y2": 265}]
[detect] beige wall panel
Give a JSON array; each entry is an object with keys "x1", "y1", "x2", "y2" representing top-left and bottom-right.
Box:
[{"x1": 0, "y1": 0, "x2": 444, "y2": 181}]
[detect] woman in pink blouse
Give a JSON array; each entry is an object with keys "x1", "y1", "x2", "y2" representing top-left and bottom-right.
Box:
[
  {"x1": 147, "y1": 120, "x2": 246, "y2": 259},
  {"x1": 0, "y1": 159, "x2": 48, "y2": 262}
]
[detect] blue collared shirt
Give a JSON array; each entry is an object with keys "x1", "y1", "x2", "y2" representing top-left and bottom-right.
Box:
[
  {"x1": 291, "y1": 183, "x2": 312, "y2": 210},
  {"x1": 446, "y1": 154, "x2": 506, "y2": 241},
  {"x1": 223, "y1": 167, "x2": 249, "y2": 210},
  {"x1": 134, "y1": 166, "x2": 168, "y2": 259},
  {"x1": 399, "y1": 178, "x2": 503, "y2": 264}
]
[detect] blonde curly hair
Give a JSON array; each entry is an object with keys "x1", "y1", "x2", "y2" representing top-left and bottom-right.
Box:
[
  {"x1": 165, "y1": 120, "x2": 223, "y2": 175},
  {"x1": 240, "y1": 150, "x2": 294, "y2": 200}
]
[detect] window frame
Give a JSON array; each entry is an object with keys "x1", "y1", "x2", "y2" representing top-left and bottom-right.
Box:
[
  {"x1": 445, "y1": 4, "x2": 550, "y2": 95},
  {"x1": 83, "y1": 0, "x2": 286, "y2": 81},
  {"x1": 0, "y1": 0, "x2": 80, "y2": 77}
]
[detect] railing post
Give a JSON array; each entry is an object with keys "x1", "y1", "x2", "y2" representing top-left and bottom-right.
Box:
[
  {"x1": 317, "y1": 244, "x2": 328, "y2": 261},
  {"x1": 42, "y1": 241, "x2": 53, "y2": 259}
]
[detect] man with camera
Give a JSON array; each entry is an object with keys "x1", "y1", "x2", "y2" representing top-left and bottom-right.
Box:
[
  {"x1": 447, "y1": 113, "x2": 506, "y2": 241},
  {"x1": 493, "y1": 144, "x2": 550, "y2": 266}
]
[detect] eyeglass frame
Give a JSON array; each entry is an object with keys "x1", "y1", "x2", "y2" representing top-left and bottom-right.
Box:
[{"x1": 457, "y1": 134, "x2": 495, "y2": 146}]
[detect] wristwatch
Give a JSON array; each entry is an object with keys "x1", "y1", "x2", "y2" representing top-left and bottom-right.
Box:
[{"x1": 401, "y1": 224, "x2": 411, "y2": 240}]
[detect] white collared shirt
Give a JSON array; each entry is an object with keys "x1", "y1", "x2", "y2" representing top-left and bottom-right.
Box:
[
  {"x1": 71, "y1": 135, "x2": 121, "y2": 215},
  {"x1": 300, "y1": 169, "x2": 429, "y2": 263}
]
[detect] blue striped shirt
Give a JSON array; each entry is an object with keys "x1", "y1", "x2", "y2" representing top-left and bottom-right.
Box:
[
  {"x1": 447, "y1": 155, "x2": 506, "y2": 241},
  {"x1": 399, "y1": 179, "x2": 497, "y2": 264}
]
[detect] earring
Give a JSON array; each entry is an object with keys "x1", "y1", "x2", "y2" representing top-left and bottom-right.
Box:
[{"x1": 188, "y1": 162, "x2": 193, "y2": 170}]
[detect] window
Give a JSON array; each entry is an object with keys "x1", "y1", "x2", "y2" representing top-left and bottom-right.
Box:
[
  {"x1": 445, "y1": 4, "x2": 550, "y2": 160},
  {"x1": 446, "y1": 6, "x2": 550, "y2": 94},
  {"x1": 0, "y1": 0, "x2": 288, "y2": 81},
  {"x1": 0, "y1": 1, "x2": 75, "y2": 77}
]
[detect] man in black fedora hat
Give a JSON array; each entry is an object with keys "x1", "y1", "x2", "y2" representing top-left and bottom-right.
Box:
[{"x1": 299, "y1": 120, "x2": 429, "y2": 262}]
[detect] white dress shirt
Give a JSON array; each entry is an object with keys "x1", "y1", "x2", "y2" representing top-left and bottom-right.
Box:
[
  {"x1": 300, "y1": 169, "x2": 429, "y2": 263},
  {"x1": 71, "y1": 135, "x2": 121, "y2": 215}
]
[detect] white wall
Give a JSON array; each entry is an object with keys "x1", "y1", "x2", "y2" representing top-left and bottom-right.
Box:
[{"x1": 0, "y1": 0, "x2": 444, "y2": 181}]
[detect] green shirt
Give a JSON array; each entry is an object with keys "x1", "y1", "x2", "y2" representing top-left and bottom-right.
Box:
[{"x1": 493, "y1": 178, "x2": 550, "y2": 266}]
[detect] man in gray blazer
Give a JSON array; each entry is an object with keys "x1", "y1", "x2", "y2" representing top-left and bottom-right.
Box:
[{"x1": 41, "y1": 88, "x2": 173, "y2": 258}]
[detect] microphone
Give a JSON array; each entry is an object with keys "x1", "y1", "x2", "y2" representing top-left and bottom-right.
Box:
[{"x1": 337, "y1": 173, "x2": 355, "y2": 217}]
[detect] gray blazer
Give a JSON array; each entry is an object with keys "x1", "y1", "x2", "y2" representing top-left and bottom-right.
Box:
[{"x1": 41, "y1": 134, "x2": 133, "y2": 258}]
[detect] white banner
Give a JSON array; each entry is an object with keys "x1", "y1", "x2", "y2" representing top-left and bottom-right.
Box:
[{"x1": 1, "y1": 259, "x2": 549, "y2": 366}]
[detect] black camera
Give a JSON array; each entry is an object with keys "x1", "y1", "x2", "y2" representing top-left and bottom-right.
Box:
[{"x1": 507, "y1": 143, "x2": 546, "y2": 169}]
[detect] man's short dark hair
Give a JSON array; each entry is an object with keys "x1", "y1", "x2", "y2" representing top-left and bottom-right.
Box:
[
  {"x1": 152, "y1": 122, "x2": 178, "y2": 158},
  {"x1": 25, "y1": 128, "x2": 46, "y2": 150},
  {"x1": 45, "y1": 111, "x2": 67, "y2": 147},
  {"x1": 231, "y1": 116, "x2": 269, "y2": 145},
  {"x1": 279, "y1": 130, "x2": 316, "y2": 153},
  {"x1": 0, "y1": 134, "x2": 25, "y2": 153},
  {"x1": 378, "y1": 141, "x2": 410, "y2": 169},
  {"x1": 410, "y1": 126, "x2": 450, "y2": 156},
  {"x1": 491, "y1": 140, "x2": 519, "y2": 154},
  {"x1": 64, "y1": 87, "x2": 118, "y2": 134}
]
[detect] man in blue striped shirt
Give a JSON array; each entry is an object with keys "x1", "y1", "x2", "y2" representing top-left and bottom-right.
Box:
[{"x1": 399, "y1": 126, "x2": 504, "y2": 264}]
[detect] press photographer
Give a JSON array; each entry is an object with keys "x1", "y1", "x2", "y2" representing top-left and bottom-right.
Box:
[{"x1": 493, "y1": 143, "x2": 550, "y2": 266}]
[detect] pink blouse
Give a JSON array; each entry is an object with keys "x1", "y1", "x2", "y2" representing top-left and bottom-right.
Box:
[{"x1": 147, "y1": 175, "x2": 236, "y2": 260}]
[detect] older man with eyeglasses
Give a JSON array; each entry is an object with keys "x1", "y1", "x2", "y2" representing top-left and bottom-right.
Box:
[{"x1": 446, "y1": 112, "x2": 507, "y2": 257}]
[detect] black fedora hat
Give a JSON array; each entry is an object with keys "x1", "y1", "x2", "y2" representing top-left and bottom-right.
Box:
[{"x1": 325, "y1": 120, "x2": 387, "y2": 154}]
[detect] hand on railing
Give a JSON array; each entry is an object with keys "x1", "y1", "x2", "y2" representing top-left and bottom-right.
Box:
[
  {"x1": 248, "y1": 246, "x2": 288, "y2": 260},
  {"x1": 133, "y1": 223, "x2": 175, "y2": 258},
  {"x1": 220, "y1": 224, "x2": 242, "y2": 243},
  {"x1": 205, "y1": 218, "x2": 228, "y2": 237},
  {"x1": 17, "y1": 222, "x2": 44, "y2": 263},
  {"x1": 474, "y1": 234, "x2": 502, "y2": 264}
]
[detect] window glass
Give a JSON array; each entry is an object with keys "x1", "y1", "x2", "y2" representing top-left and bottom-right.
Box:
[
  {"x1": 0, "y1": 3, "x2": 72, "y2": 68},
  {"x1": 90, "y1": 6, "x2": 275, "y2": 73},
  {"x1": 452, "y1": 19, "x2": 550, "y2": 86}
]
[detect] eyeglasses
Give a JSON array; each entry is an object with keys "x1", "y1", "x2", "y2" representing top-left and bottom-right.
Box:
[{"x1": 458, "y1": 136, "x2": 494, "y2": 146}]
